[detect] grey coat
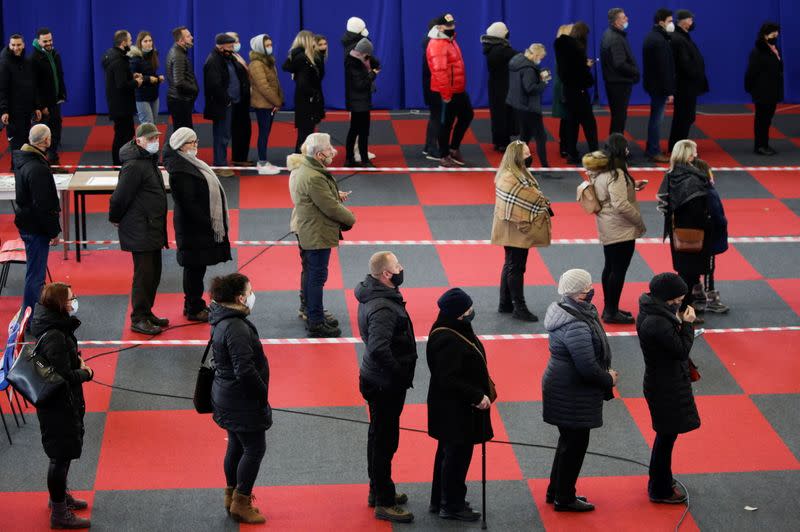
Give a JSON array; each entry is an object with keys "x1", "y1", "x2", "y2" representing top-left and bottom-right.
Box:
[{"x1": 506, "y1": 53, "x2": 547, "y2": 113}]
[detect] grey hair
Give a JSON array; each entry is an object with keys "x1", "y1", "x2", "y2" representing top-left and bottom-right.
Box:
[
  {"x1": 29, "y1": 123, "x2": 51, "y2": 145},
  {"x1": 303, "y1": 133, "x2": 332, "y2": 157},
  {"x1": 608, "y1": 7, "x2": 624, "y2": 24}
]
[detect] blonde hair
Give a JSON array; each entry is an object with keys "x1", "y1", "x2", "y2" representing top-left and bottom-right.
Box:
[
  {"x1": 496, "y1": 140, "x2": 533, "y2": 184},
  {"x1": 290, "y1": 30, "x2": 316, "y2": 65},
  {"x1": 557, "y1": 24, "x2": 574, "y2": 37},
  {"x1": 669, "y1": 139, "x2": 697, "y2": 171},
  {"x1": 369, "y1": 251, "x2": 395, "y2": 277}
]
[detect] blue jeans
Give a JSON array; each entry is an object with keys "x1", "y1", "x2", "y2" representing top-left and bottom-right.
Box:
[
  {"x1": 135, "y1": 99, "x2": 159, "y2": 125},
  {"x1": 212, "y1": 106, "x2": 233, "y2": 167},
  {"x1": 254, "y1": 108, "x2": 275, "y2": 162},
  {"x1": 302, "y1": 248, "x2": 331, "y2": 324},
  {"x1": 20, "y1": 232, "x2": 50, "y2": 319},
  {"x1": 646, "y1": 95, "x2": 668, "y2": 156}
]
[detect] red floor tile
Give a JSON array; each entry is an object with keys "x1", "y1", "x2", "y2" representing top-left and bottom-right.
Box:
[
  {"x1": 435, "y1": 245, "x2": 555, "y2": 287},
  {"x1": 411, "y1": 171, "x2": 494, "y2": 205},
  {"x1": 48, "y1": 249, "x2": 133, "y2": 295},
  {"x1": 0, "y1": 491, "x2": 94, "y2": 532},
  {"x1": 705, "y1": 331, "x2": 800, "y2": 394},
  {"x1": 694, "y1": 114, "x2": 784, "y2": 140},
  {"x1": 345, "y1": 287, "x2": 447, "y2": 340},
  {"x1": 345, "y1": 206, "x2": 432, "y2": 240},
  {"x1": 549, "y1": 202, "x2": 601, "y2": 240},
  {"x1": 488, "y1": 338, "x2": 550, "y2": 402},
  {"x1": 391, "y1": 119, "x2": 429, "y2": 145},
  {"x1": 369, "y1": 144, "x2": 407, "y2": 168},
  {"x1": 748, "y1": 170, "x2": 800, "y2": 199},
  {"x1": 624, "y1": 395, "x2": 800, "y2": 474},
  {"x1": 590, "y1": 281, "x2": 649, "y2": 333},
  {"x1": 724, "y1": 199, "x2": 800, "y2": 236},
  {"x1": 528, "y1": 476, "x2": 700, "y2": 532},
  {"x1": 120, "y1": 292, "x2": 211, "y2": 342},
  {"x1": 63, "y1": 115, "x2": 98, "y2": 127},
  {"x1": 627, "y1": 169, "x2": 665, "y2": 202},
  {"x1": 239, "y1": 174, "x2": 292, "y2": 209},
  {"x1": 693, "y1": 139, "x2": 741, "y2": 167},
  {"x1": 95, "y1": 410, "x2": 227, "y2": 490},
  {"x1": 265, "y1": 121, "x2": 300, "y2": 148},
  {"x1": 83, "y1": 125, "x2": 114, "y2": 152},
  {"x1": 767, "y1": 278, "x2": 800, "y2": 316},
  {"x1": 81, "y1": 348, "x2": 118, "y2": 412},
  {"x1": 81, "y1": 194, "x2": 111, "y2": 214},
  {"x1": 636, "y1": 243, "x2": 762, "y2": 282},
  {"x1": 237, "y1": 245, "x2": 343, "y2": 292}
]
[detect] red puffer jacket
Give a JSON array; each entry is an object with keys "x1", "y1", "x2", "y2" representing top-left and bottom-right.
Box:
[{"x1": 426, "y1": 32, "x2": 466, "y2": 101}]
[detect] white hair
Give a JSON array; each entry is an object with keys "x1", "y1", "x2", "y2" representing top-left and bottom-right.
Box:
[
  {"x1": 29, "y1": 124, "x2": 51, "y2": 145},
  {"x1": 303, "y1": 133, "x2": 332, "y2": 157}
]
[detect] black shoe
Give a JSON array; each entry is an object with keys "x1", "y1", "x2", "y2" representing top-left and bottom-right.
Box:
[
  {"x1": 307, "y1": 321, "x2": 341, "y2": 338},
  {"x1": 765, "y1": 146, "x2": 778, "y2": 155},
  {"x1": 602, "y1": 311, "x2": 635, "y2": 324},
  {"x1": 344, "y1": 158, "x2": 359, "y2": 167},
  {"x1": 512, "y1": 306, "x2": 539, "y2": 322},
  {"x1": 554, "y1": 498, "x2": 595, "y2": 512},
  {"x1": 754, "y1": 147, "x2": 775, "y2": 156},
  {"x1": 498, "y1": 303, "x2": 514, "y2": 314},
  {"x1": 359, "y1": 160, "x2": 376, "y2": 168},
  {"x1": 130, "y1": 319, "x2": 162, "y2": 335},
  {"x1": 619, "y1": 309, "x2": 634, "y2": 318},
  {"x1": 429, "y1": 500, "x2": 470, "y2": 514},
  {"x1": 185, "y1": 308, "x2": 210, "y2": 322},
  {"x1": 439, "y1": 507, "x2": 481, "y2": 521},
  {"x1": 149, "y1": 315, "x2": 170, "y2": 327},
  {"x1": 566, "y1": 155, "x2": 581, "y2": 165},
  {"x1": 546, "y1": 494, "x2": 587, "y2": 505}
]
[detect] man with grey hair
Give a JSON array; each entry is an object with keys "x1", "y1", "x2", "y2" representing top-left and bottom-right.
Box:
[
  {"x1": 13, "y1": 124, "x2": 59, "y2": 320},
  {"x1": 600, "y1": 8, "x2": 640, "y2": 136},
  {"x1": 287, "y1": 132, "x2": 356, "y2": 337}
]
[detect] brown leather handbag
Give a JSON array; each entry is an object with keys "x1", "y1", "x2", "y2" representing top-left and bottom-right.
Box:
[{"x1": 672, "y1": 215, "x2": 704, "y2": 253}]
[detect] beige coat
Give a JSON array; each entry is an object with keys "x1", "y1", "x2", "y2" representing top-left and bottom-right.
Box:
[
  {"x1": 288, "y1": 154, "x2": 356, "y2": 250},
  {"x1": 490, "y1": 171, "x2": 552, "y2": 249},
  {"x1": 249, "y1": 53, "x2": 284, "y2": 109},
  {"x1": 592, "y1": 169, "x2": 646, "y2": 245}
]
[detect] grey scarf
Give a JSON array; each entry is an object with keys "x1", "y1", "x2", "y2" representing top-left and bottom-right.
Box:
[{"x1": 177, "y1": 151, "x2": 229, "y2": 242}]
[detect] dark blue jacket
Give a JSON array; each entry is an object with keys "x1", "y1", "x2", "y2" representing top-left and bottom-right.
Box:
[
  {"x1": 642, "y1": 25, "x2": 676, "y2": 97},
  {"x1": 506, "y1": 53, "x2": 547, "y2": 113},
  {"x1": 128, "y1": 46, "x2": 161, "y2": 102},
  {"x1": 707, "y1": 186, "x2": 728, "y2": 255}
]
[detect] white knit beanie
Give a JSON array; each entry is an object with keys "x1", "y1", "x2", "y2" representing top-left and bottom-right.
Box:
[
  {"x1": 347, "y1": 17, "x2": 369, "y2": 37},
  {"x1": 169, "y1": 127, "x2": 197, "y2": 150},
  {"x1": 486, "y1": 21, "x2": 509, "y2": 39},
  {"x1": 557, "y1": 269, "x2": 593, "y2": 296}
]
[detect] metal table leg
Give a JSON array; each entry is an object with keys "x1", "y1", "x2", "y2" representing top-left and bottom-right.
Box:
[
  {"x1": 73, "y1": 191, "x2": 81, "y2": 262},
  {"x1": 61, "y1": 190, "x2": 70, "y2": 260},
  {"x1": 81, "y1": 194, "x2": 87, "y2": 249}
]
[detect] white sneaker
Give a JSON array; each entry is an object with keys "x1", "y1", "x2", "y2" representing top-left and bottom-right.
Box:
[
  {"x1": 368, "y1": 151, "x2": 376, "y2": 160},
  {"x1": 257, "y1": 161, "x2": 281, "y2": 175},
  {"x1": 353, "y1": 151, "x2": 377, "y2": 163}
]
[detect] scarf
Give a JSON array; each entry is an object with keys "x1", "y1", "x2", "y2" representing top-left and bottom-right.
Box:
[
  {"x1": 657, "y1": 163, "x2": 709, "y2": 216},
  {"x1": 768, "y1": 44, "x2": 781, "y2": 61},
  {"x1": 349, "y1": 49, "x2": 372, "y2": 70},
  {"x1": 495, "y1": 170, "x2": 549, "y2": 223},
  {"x1": 32, "y1": 39, "x2": 59, "y2": 95},
  {"x1": 177, "y1": 151, "x2": 229, "y2": 242},
  {"x1": 560, "y1": 296, "x2": 611, "y2": 368}
]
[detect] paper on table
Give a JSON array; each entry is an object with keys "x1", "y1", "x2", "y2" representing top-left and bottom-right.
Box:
[
  {"x1": 54, "y1": 174, "x2": 72, "y2": 187},
  {"x1": 87, "y1": 176, "x2": 118, "y2": 186}
]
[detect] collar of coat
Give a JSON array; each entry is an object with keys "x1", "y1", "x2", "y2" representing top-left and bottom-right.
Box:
[{"x1": 21, "y1": 143, "x2": 48, "y2": 161}]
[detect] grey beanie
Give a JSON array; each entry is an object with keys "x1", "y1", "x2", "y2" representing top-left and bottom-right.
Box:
[
  {"x1": 557, "y1": 269, "x2": 593, "y2": 296},
  {"x1": 169, "y1": 127, "x2": 197, "y2": 150},
  {"x1": 354, "y1": 37, "x2": 373, "y2": 56}
]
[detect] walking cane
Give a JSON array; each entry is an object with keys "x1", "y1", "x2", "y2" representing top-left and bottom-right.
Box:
[{"x1": 481, "y1": 409, "x2": 488, "y2": 530}]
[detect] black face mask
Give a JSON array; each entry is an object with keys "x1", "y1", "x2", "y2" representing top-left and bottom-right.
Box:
[
  {"x1": 443, "y1": 28, "x2": 456, "y2": 38},
  {"x1": 123, "y1": 45, "x2": 131, "y2": 53},
  {"x1": 766, "y1": 37, "x2": 778, "y2": 45},
  {"x1": 505, "y1": 31, "x2": 510, "y2": 40},
  {"x1": 390, "y1": 270, "x2": 404, "y2": 287},
  {"x1": 667, "y1": 303, "x2": 681, "y2": 314},
  {"x1": 524, "y1": 156, "x2": 533, "y2": 167},
  {"x1": 462, "y1": 309, "x2": 475, "y2": 322}
]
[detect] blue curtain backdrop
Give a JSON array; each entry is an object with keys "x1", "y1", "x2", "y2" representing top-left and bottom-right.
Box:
[{"x1": 1, "y1": 0, "x2": 795, "y2": 115}]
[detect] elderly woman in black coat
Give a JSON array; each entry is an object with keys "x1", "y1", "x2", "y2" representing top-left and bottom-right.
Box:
[
  {"x1": 164, "y1": 127, "x2": 232, "y2": 322},
  {"x1": 636, "y1": 273, "x2": 700, "y2": 504},
  {"x1": 542, "y1": 269, "x2": 618, "y2": 512},
  {"x1": 745, "y1": 22, "x2": 783, "y2": 156},
  {"x1": 31, "y1": 282, "x2": 93, "y2": 529},
  {"x1": 209, "y1": 273, "x2": 271, "y2": 524},
  {"x1": 426, "y1": 288, "x2": 494, "y2": 522}
]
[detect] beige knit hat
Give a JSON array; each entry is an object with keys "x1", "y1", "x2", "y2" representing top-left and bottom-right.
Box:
[
  {"x1": 486, "y1": 22, "x2": 509, "y2": 39},
  {"x1": 558, "y1": 269, "x2": 593, "y2": 296}
]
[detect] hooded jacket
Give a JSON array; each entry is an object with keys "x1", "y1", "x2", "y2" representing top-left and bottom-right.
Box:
[
  {"x1": 248, "y1": 51, "x2": 283, "y2": 109},
  {"x1": 426, "y1": 28, "x2": 466, "y2": 100},
  {"x1": 481, "y1": 34, "x2": 516, "y2": 102},
  {"x1": 101, "y1": 46, "x2": 137, "y2": 117},
  {"x1": 13, "y1": 144, "x2": 61, "y2": 238},
  {"x1": 592, "y1": 169, "x2": 646, "y2": 245},
  {"x1": 554, "y1": 34, "x2": 594, "y2": 92},
  {"x1": 344, "y1": 54, "x2": 376, "y2": 112},
  {"x1": 0, "y1": 46, "x2": 39, "y2": 115},
  {"x1": 506, "y1": 52, "x2": 547, "y2": 113},
  {"x1": 341, "y1": 31, "x2": 381, "y2": 70},
  {"x1": 30, "y1": 40, "x2": 66, "y2": 107},
  {"x1": 128, "y1": 45, "x2": 161, "y2": 102}
]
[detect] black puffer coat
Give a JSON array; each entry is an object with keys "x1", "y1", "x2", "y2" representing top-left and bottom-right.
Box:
[
  {"x1": 542, "y1": 298, "x2": 613, "y2": 429},
  {"x1": 13, "y1": 145, "x2": 60, "y2": 238},
  {"x1": 426, "y1": 313, "x2": 493, "y2": 444},
  {"x1": 660, "y1": 163, "x2": 711, "y2": 277},
  {"x1": 599, "y1": 26, "x2": 640, "y2": 85},
  {"x1": 636, "y1": 293, "x2": 700, "y2": 434},
  {"x1": 101, "y1": 47, "x2": 137, "y2": 118},
  {"x1": 209, "y1": 302, "x2": 272, "y2": 433},
  {"x1": 356, "y1": 275, "x2": 418, "y2": 392},
  {"x1": 282, "y1": 47, "x2": 324, "y2": 127},
  {"x1": 745, "y1": 39, "x2": 784, "y2": 104},
  {"x1": 163, "y1": 145, "x2": 231, "y2": 267},
  {"x1": 30, "y1": 305, "x2": 92, "y2": 460},
  {"x1": 108, "y1": 142, "x2": 168, "y2": 252},
  {"x1": 344, "y1": 55, "x2": 375, "y2": 112}
]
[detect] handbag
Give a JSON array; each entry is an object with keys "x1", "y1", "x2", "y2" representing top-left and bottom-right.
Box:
[
  {"x1": 6, "y1": 332, "x2": 66, "y2": 406},
  {"x1": 688, "y1": 358, "x2": 701, "y2": 382},
  {"x1": 672, "y1": 214, "x2": 704, "y2": 253},
  {"x1": 429, "y1": 327, "x2": 497, "y2": 402},
  {"x1": 193, "y1": 338, "x2": 215, "y2": 414},
  {"x1": 576, "y1": 180, "x2": 601, "y2": 214}
]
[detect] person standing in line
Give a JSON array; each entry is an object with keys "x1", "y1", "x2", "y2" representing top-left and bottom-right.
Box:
[
  {"x1": 552, "y1": 24, "x2": 574, "y2": 160},
  {"x1": 636, "y1": 272, "x2": 700, "y2": 505},
  {"x1": 282, "y1": 30, "x2": 324, "y2": 154},
  {"x1": 203, "y1": 33, "x2": 239, "y2": 177},
  {"x1": 226, "y1": 32, "x2": 253, "y2": 167},
  {"x1": 109, "y1": 123, "x2": 168, "y2": 335},
  {"x1": 427, "y1": 13, "x2": 474, "y2": 168},
  {"x1": 491, "y1": 140, "x2": 552, "y2": 322},
  {"x1": 543, "y1": 268, "x2": 618, "y2": 512},
  {"x1": 642, "y1": 9, "x2": 676, "y2": 163},
  {"x1": 506, "y1": 43, "x2": 551, "y2": 169},
  {"x1": 166, "y1": 26, "x2": 198, "y2": 130},
  {"x1": 101, "y1": 30, "x2": 143, "y2": 166},
  {"x1": 208, "y1": 273, "x2": 271, "y2": 524},
  {"x1": 481, "y1": 21, "x2": 517, "y2": 152},
  {"x1": 344, "y1": 38, "x2": 378, "y2": 167},
  {"x1": 248, "y1": 33, "x2": 283, "y2": 174},
  {"x1": 745, "y1": 22, "x2": 783, "y2": 156},
  {"x1": 342, "y1": 16, "x2": 378, "y2": 164},
  {"x1": 128, "y1": 31, "x2": 164, "y2": 125},
  {"x1": 600, "y1": 8, "x2": 640, "y2": 136},
  {"x1": 667, "y1": 10, "x2": 708, "y2": 152},
  {"x1": 0, "y1": 34, "x2": 42, "y2": 160},
  {"x1": 30, "y1": 28, "x2": 66, "y2": 165},
  {"x1": 427, "y1": 287, "x2": 493, "y2": 522},
  {"x1": 356, "y1": 251, "x2": 418, "y2": 523},
  {"x1": 422, "y1": 18, "x2": 441, "y2": 161},
  {"x1": 30, "y1": 282, "x2": 93, "y2": 530}
]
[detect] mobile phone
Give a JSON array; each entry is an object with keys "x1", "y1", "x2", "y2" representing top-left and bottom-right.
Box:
[{"x1": 694, "y1": 328, "x2": 704, "y2": 338}]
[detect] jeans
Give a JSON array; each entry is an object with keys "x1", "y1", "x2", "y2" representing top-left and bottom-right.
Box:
[
  {"x1": 302, "y1": 248, "x2": 331, "y2": 324},
  {"x1": 168, "y1": 98, "x2": 194, "y2": 131},
  {"x1": 20, "y1": 232, "x2": 50, "y2": 319},
  {"x1": 499, "y1": 246, "x2": 529, "y2": 309},
  {"x1": 516, "y1": 110, "x2": 549, "y2": 167},
  {"x1": 648, "y1": 433, "x2": 678, "y2": 498},
  {"x1": 346, "y1": 110, "x2": 371, "y2": 162},
  {"x1": 646, "y1": 94, "x2": 668, "y2": 156},
  {"x1": 754, "y1": 101, "x2": 777, "y2": 150},
  {"x1": 254, "y1": 108, "x2": 275, "y2": 162},
  {"x1": 430, "y1": 440, "x2": 474, "y2": 511},
  {"x1": 135, "y1": 99, "x2": 159, "y2": 125},
  {"x1": 212, "y1": 105, "x2": 233, "y2": 167},
  {"x1": 547, "y1": 426, "x2": 590, "y2": 504},
  {"x1": 601, "y1": 240, "x2": 636, "y2": 315},
  {"x1": 224, "y1": 429, "x2": 267, "y2": 495},
  {"x1": 47, "y1": 458, "x2": 71, "y2": 503},
  {"x1": 183, "y1": 265, "x2": 207, "y2": 314},
  {"x1": 606, "y1": 83, "x2": 633, "y2": 135},
  {"x1": 111, "y1": 115, "x2": 135, "y2": 166},
  {"x1": 131, "y1": 250, "x2": 162, "y2": 322},
  {"x1": 361, "y1": 378, "x2": 406, "y2": 507}
]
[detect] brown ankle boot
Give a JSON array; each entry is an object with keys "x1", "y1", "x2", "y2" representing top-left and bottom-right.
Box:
[
  {"x1": 230, "y1": 490, "x2": 266, "y2": 524},
  {"x1": 224, "y1": 487, "x2": 235, "y2": 514}
]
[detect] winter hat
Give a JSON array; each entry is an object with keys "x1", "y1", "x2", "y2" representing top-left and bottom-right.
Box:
[
  {"x1": 674, "y1": 9, "x2": 694, "y2": 22},
  {"x1": 215, "y1": 33, "x2": 236, "y2": 45},
  {"x1": 435, "y1": 13, "x2": 456, "y2": 27},
  {"x1": 250, "y1": 34, "x2": 267, "y2": 55},
  {"x1": 354, "y1": 37, "x2": 373, "y2": 56},
  {"x1": 347, "y1": 16, "x2": 369, "y2": 37},
  {"x1": 557, "y1": 269, "x2": 592, "y2": 296},
  {"x1": 135, "y1": 122, "x2": 160, "y2": 139},
  {"x1": 169, "y1": 127, "x2": 197, "y2": 150},
  {"x1": 486, "y1": 22, "x2": 509, "y2": 39},
  {"x1": 437, "y1": 288, "x2": 473, "y2": 318},
  {"x1": 649, "y1": 272, "x2": 688, "y2": 302}
]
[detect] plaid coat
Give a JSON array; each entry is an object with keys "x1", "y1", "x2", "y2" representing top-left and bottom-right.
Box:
[{"x1": 491, "y1": 170, "x2": 551, "y2": 248}]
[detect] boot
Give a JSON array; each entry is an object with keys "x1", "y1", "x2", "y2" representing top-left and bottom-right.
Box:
[
  {"x1": 512, "y1": 304, "x2": 539, "y2": 322},
  {"x1": 375, "y1": 505, "x2": 414, "y2": 523},
  {"x1": 224, "y1": 487, "x2": 234, "y2": 514},
  {"x1": 705, "y1": 290, "x2": 730, "y2": 314},
  {"x1": 691, "y1": 283, "x2": 707, "y2": 313},
  {"x1": 50, "y1": 500, "x2": 91, "y2": 529},
  {"x1": 49, "y1": 492, "x2": 88, "y2": 511},
  {"x1": 229, "y1": 490, "x2": 266, "y2": 524}
]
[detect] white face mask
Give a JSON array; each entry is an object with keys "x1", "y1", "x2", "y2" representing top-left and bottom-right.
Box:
[
  {"x1": 145, "y1": 140, "x2": 160, "y2": 154},
  {"x1": 265, "y1": 46, "x2": 273, "y2": 55},
  {"x1": 186, "y1": 148, "x2": 198, "y2": 157},
  {"x1": 245, "y1": 292, "x2": 255, "y2": 310},
  {"x1": 666, "y1": 22, "x2": 675, "y2": 33},
  {"x1": 69, "y1": 298, "x2": 79, "y2": 316},
  {"x1": 141, "y1": 45, "x2": 153, "y2": 53},
  {"x1": 233, "y1": 43, "x2": 241, "y2": 53}
]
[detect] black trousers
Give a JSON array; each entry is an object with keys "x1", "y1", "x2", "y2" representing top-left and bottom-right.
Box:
[
  {"x1": 668, "y1": 90, "x2": 698, "y2": 152},
  {"x1": 547, "y1": 426, "x2": 590, "y2": 504},
  {"x1": 44, "y1": 104, "x2": 63, "y2": 161},
  {"x1": 563, "y1": 89, "x2": 598, "y2": 158},
  {"x1": 754, "y1": 101, "x2": 777, "y2": 150},
  {"x1": 168, "y1": 98, "x2": 194, "y2": 131},
  {"x1": 558, "y1": 118, "x2": 569, "y2": 156},
  {"x1": 6, "y1": 113, "x2": 32, "y2": 153},
  {"x1": 361, "y1": 379, "x2": 406, "y2": 507},
  {"x1": 224, "y1": 429, "x2": 267, "y2": 496},
  {"x1": 346, "y1": 110, "x2": 371, "y2": 161},
  {"x1": 231, "y1": 102, "x2": 252, "y2": 162},
  {"x1": 601, "y1": 240, "x2": 636, "y2": 314},
  {"x1": 111, "y1": 115, "x2": 135, "y2": 166},
  {"x1": 677, "y1": 270, "x2": 700, "y2": 310},
  {"x1": 47, "y1": 458, "x2": 71, "y2": 502},
  {"x1": 430, "y1": 440, "x2": 474, "y2": 511},
  {"x1": 294, "y1": 119, "x2": 316, "y2": 154},
  {"x1": 517, "y1": 110, "x2": 549, "y2": 167},
  {"x1": 703, "y1": 255, "x2": 716, "y2": 292},
  {"x1": 130, "y1": 250, "x2": 162, "y2": 322},
  {"x1": 431, "y1": 91, "x2": 474, "y2": 155},
  {"x1": 424, "y1": 108, "x2": 441, "y2": 157},
  {"x1": 606, "y1": 83, "x2": 633, "y2": 136},
  {"x1": 648, "y1": 433, "x2": 678, "y2": 498},
  {"x1": 500, "y1": 246, "x2": 529, "y2": 309},
  {"x1": 182, "y1": 265, "x2": 207, "y2": 314},
  {"x1": 489, "y1": 99, "x2": 515, "y2": 148}
]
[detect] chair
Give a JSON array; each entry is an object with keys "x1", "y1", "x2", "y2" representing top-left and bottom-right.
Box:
[
  {"x1": 0, "y1": 239, "x2": 27, "y2": 297},
  {"x1": 0, "y1": 306, "x2": 32, "y2": 445}
]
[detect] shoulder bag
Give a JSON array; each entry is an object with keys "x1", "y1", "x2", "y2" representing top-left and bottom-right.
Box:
[
  {"x1": 577, "y1": 179, "x2": 601, "y2": 214},
  {"x1": 430, "y1": 327, "x2": 497, "y2": 402},
  {"x1": 6, "y1": 332, "x2": 66, "y2": 406},
  {"x1": 193, "y1": 338, "x2": 215, "y2": 414}
]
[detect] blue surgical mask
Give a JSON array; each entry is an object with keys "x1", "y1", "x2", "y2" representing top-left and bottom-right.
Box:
[
  {"x1": 233, "y1": 43, "x2": 241, "y2": 53},
  {"x1": 622, "y1": 22, "x2": 629, "y2": 30},
  {"x1": 69, "y1": 298, "x2": 79, "y2": 316},
  {"x1": 145, "y1": 140, "x2": 160, "y2": 154}
]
